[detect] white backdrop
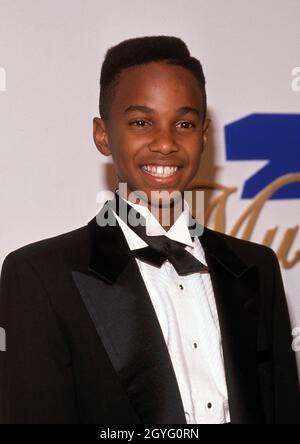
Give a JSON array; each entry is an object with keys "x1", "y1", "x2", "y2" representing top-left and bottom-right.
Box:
[{"x1": 0, "y1": 0, "x2": 299, "y2": 369}]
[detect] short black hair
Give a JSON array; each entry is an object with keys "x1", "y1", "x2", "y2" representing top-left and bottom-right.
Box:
[{"x1": 99, "y1": 35, "x2": 207, "y2": 121}]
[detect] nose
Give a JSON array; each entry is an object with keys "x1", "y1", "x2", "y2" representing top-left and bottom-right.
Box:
[{"x1": 148, "y1": 127, "x2": 179, "y2": 154}]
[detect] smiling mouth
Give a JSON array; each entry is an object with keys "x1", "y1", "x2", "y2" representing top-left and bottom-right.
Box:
[{"x1": 140, "y1": 165, "x2": 181, "y2": 178}]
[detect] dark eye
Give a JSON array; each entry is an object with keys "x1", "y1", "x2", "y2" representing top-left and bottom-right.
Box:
[
  {"x1": 129, "y1": 120, "x2": 150, "y2": 127},
  {"x1": 177, "y1": 121, "x2": 196, "y2": 129}
]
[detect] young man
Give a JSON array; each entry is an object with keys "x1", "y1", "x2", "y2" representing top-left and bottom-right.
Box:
[{"x1": 0, "y1": 36, "x2": 299, "y2": 424}]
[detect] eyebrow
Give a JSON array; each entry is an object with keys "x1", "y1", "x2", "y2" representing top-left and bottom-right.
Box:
[{"x1": 123, "y1": 105, "x2": 201, "y2": 117}]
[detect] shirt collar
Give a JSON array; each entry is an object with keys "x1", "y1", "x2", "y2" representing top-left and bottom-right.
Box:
[{"x1": 115, "y1": 191, "x2": 194, "y2": 248}]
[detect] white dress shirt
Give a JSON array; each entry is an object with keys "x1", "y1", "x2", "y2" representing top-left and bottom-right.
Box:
[{"x1": 111, "y1": 195, "x2": 230, "y2": 424}]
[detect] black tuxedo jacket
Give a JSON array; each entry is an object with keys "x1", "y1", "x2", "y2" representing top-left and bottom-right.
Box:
[{"x1": 0, "y1": 204, "x2": 299, "y2": 424}]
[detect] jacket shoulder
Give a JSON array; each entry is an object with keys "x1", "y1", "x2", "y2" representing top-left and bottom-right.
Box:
[
  {"x1": 2, "y1": 224, "x2": 89, "y2": 272},
  {"x1": 203, "y1": 227, "x2": 277, "y2": 265}
]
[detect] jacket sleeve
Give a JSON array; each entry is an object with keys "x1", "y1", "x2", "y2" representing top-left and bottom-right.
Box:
[
  {"x1": 0, "y1": 252, "x2": 78, "y2": 424},
  {"x1": 270, "y1": 249, "x2": 300, "y2": 424}
]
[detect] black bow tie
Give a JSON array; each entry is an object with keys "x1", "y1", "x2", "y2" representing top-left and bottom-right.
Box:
[{"x1": 112, "y1": 194, "x2": 209, "y2": 276}]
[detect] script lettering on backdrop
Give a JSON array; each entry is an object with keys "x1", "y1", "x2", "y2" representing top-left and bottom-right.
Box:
[{"x1": 190, "y1": 173, "x2": 300, "y2": 269}]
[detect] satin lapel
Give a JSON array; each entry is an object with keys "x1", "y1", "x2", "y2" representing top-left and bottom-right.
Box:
[
  {"x1": 200, "y1": 227, "x2": 265, "y2": 424},
  {"x1": 72, "y1": 204, "x2": 186, "y2": 424}
]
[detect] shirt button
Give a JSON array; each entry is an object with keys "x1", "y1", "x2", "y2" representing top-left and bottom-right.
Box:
[
  {"x1": 179, "y1": 284, "x2": 184, "y2": 290},
  {"x1": 207, "y1": 402, "x2": 213, "y2": 410},
  {"x1": 193, "y1": 342, "x2": 198, "y2": 349}
]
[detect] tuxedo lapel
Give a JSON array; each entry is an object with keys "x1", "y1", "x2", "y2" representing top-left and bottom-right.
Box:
[
  {"x1": 200, "y1": 228, "x2": 265, "y2": 424},
  {"x1": 72, "y1": 204, "x2": 186, "y2": 424}
]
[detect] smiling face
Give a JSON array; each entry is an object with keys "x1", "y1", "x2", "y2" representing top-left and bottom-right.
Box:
[{"x1": 93, "y1": 61, "x2": 209, "y2": 207}]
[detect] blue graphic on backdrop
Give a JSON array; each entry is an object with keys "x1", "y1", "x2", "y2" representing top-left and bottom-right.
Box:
[{"x1": 225, "y1": 114, "x2": 300, "y2": 199}]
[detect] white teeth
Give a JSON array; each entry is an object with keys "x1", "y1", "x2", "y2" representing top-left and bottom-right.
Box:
[{"x1": 141, "y1": 165, "x2": 179, "y2": 177}]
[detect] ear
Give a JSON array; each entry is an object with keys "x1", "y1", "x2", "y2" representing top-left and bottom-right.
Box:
[
  {"x1": 93, "y1": 117, "x2": 112, "y2": 156},
  {"x1": 202, "y1": 118, "x2": 211, "y2": 150}
]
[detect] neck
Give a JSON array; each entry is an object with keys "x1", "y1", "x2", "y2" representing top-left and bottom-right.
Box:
[
  {"x1": 154, "y1": 205, "x2": 182, "y2": 231},
  {"x1": 119, "y1": 190, "x2": 185, "y2": 232}
]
